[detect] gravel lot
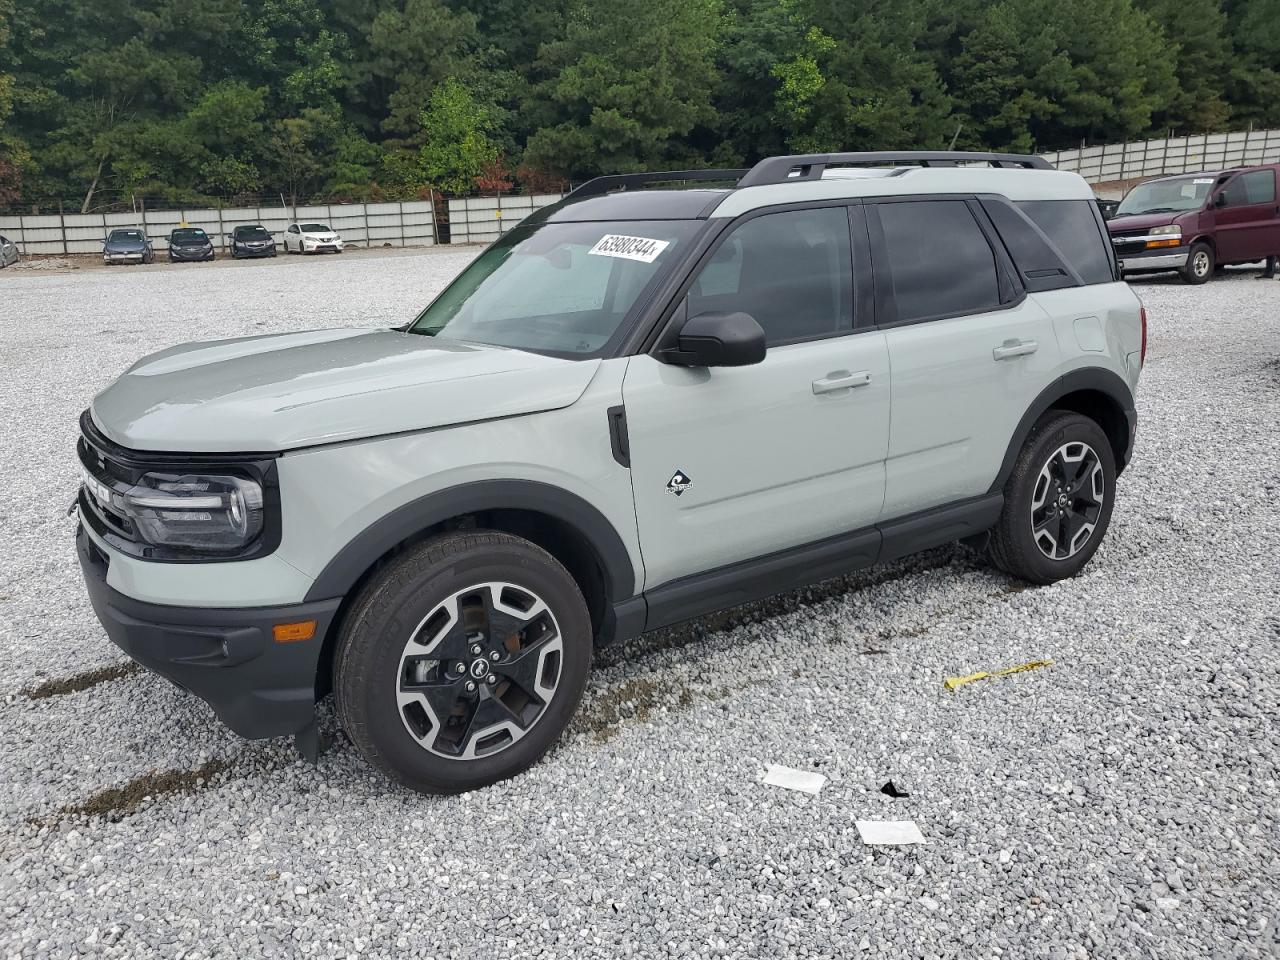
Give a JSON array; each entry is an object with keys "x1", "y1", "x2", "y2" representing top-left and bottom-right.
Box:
[{"x1": 2, "y1": 250, "x2": 1278, "y2": 959}]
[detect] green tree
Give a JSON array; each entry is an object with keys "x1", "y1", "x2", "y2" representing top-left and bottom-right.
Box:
[
  {"x1": 418, "y1": 78, "x2": 499, "y2": 194},
  {"x1": 951, "y1": 0, "x2": 1178, "y2": 151},
  {"x1": 1138, "y1": 0, "x2": 1231, "y2": 131},
  {"x1": 522, "y1": 0, "x2": 722, "y2": 178}
]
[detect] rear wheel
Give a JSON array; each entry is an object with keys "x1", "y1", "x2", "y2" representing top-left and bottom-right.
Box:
[
  {"x1": 335, "y1": 531, "x2": 592, "y2": 794},
  {"x1": 1181, "y1": 241, "x2": 1213, "y2": 284},
  {"x1": 989, "y1": 411, "x2": 1116, "y2": 584}
]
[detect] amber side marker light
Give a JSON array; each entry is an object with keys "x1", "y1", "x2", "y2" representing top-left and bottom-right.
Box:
[
  {"x1": 1144, "y1": 237, "x2": 1181, "y2": 249},
  {"x1": 273, "y1": 620, "x2": 317, "y2": 643}
]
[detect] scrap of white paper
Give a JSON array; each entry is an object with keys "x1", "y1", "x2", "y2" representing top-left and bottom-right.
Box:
[
  {"x1": 762, "y1": 764, "x2": 827, "y2": 795},
  {"x1": 855, "y1": 820, "x2": 927, "y2": 845}
]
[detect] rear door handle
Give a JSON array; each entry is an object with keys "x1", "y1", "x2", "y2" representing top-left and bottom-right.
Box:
[
  {"x1": 993, "y1": 338, "x2": 1038, "y2": 361},
  {"x1": 812, "y1": 370, "x2": 872, "y2": 394}
]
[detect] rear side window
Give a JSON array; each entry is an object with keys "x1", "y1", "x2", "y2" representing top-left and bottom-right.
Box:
[
  {"x1": 875, "y1": 200, "x2": 1000, "y2": 323},
  {"x1": 1222, "y1": 170, "x2": 1276, "y2": 206},
  {"x1": 1016, "y1": 200, "x2": 1113, "y2": 285},
  {"x1": 687, "y1": 206, "x2": 854, "y2": 345}
]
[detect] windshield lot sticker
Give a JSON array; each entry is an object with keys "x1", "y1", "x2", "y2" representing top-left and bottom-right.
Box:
[
  {"x1": 589, "y1": 234, "x2": 670, "y2": 263},
  {"x1": 1193, "y1": 178, "x2": 1214, "y2": 184}
]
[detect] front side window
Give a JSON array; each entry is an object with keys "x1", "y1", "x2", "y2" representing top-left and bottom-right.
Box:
[
  {"x1": 409, "y1": 219, "x2": 699, "y2": 357},
  {"x1": 1017, "y1": 200, "x2": 1113, "y2": 284},
  {"x1": 876, "y1": 200, "x2": 1001, "y2": 323},
  {"x1": 686, "y1": 206, "x2": 853, "y2": 345}
]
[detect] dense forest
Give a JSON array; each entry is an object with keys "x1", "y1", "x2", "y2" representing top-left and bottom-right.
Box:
[{"x1": 0, "y1": 0, "x2": 1277, "y2": 209}]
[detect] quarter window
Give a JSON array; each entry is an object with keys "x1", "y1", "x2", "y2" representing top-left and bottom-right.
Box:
[
  {"x1": 876, "y1": 200, "x2": 1001, "y2": 323},
  {"x1": 686, "y1": 206, "x2": 854, "y2": 345},
  {"x1": 1017, "y1": 200, "x2": 1114, "y2": 285}
]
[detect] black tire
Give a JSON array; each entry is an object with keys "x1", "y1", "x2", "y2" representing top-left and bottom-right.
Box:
[
  {"x1": 988, "y1": 411, "x2": 1116, "y2": 585},
  {"x1": 334, "y1": 531, "x2": 592, "y2": 794},
  {"x1": 1180, "y1": 241, "x2": 1214, "y2": 284}
]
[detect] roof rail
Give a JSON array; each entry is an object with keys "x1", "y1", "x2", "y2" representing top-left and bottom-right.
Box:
[
  {"x1": 736, "y1": 151, "x2": 1053, "y2": 188},
  {"x1": 565, "y1": 169, "x2": 749, "y2": 201}
]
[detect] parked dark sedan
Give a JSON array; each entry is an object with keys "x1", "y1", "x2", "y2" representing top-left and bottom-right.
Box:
[
  {"x1": 229, "y1": 224, "x2": 278, "y2": 259},
  {"x1": 168, "y1": 227, "x2": 215, "y2": 262},
  {"x1": 103, "y1": 229, "x2": 154, "y2": 265}
]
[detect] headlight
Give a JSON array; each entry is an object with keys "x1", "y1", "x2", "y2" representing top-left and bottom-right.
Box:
[
  {"x1": 1145, "y1": 224, "x2": 1182, "y2": 249},
  {"x1": 83, "y1": 468, "x2": 264, "y2": 553}
]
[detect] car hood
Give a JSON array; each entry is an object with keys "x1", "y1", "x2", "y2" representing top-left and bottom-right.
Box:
[
  {"x1": 91, "y1": 328, "x2": 600, "y2": 452},
  {"x1": 1107, "y1": 212, "x2": 1183, "y2": 233}
]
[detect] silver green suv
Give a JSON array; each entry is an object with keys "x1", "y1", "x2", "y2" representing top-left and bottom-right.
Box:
[{"x1": 75, "y1": 152, "x2": 1145, "y2": 793}]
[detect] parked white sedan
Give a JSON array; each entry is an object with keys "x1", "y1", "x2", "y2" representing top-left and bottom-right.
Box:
[{"x1": 282, "y1": 222, "x2": 344, "y2": 254}]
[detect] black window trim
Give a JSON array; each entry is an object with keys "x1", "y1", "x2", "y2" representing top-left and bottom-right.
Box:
[
  {"x1": 864, "y1": 193, "x2": 1025, "y2": 330},
  {"x1": 632, "y1": 197, "x2": 877, "y2": 357},
  {"x1": 979, "y1": 196, "x2": 1087, "y2": 291}
]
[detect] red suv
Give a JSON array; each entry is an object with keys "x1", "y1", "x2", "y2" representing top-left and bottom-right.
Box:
[{"x1": 1108, "y1": 163, "x2": 1280, "y2": 284}]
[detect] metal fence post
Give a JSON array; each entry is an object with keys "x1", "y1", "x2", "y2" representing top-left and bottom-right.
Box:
[
  {"x1": 363, "y1": 201, "x2": 370, "y2": 248},
  {"x1": 58, "y1": 200, "x2": 67, "y2": 256},
  {"x1": 217, "y1": 202, "x2": 225, "y2": 252}
]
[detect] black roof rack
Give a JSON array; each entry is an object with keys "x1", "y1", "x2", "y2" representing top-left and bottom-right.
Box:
[
  {"x1": 736, "y1": 151, "x2": 1053, "y2": 188},
  {"x1": 565, "y1": 169, "x2": 748, "y2": 201}
]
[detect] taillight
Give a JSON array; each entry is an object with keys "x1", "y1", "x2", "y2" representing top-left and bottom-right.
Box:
[{"x1": 1140, "y1": 306, "x2": 1148, "y2": 367}]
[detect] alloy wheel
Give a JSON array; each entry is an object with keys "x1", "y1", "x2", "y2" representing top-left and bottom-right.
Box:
[
  {"x1": 1192, "y1": 249, "x2": 1211, "y2": 278},
  {"x1": 1030, "y1": 441, "x2": 1105, "y2": 560},
  {"x1": 396, "y1": 582, "x2": 564, "y2": 760}
]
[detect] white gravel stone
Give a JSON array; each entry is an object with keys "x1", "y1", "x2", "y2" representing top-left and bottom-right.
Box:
[{"x1": 1, "y1": 255, "x2": 1279, "y2": 959}]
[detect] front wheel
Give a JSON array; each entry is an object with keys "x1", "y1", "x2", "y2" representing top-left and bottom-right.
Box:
[
  {"x1": 1181, "y1": 242, "x2": 1214, "y2": 284},
  {"x1": 335, "y1": 531, "x2": 592, "y2": 794},
  {"x1": 988, "y1": 411, "x2": 1116, "y2": 584}
]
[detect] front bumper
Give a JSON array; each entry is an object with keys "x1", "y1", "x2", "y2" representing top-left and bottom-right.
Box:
[
  {"x1": 1117, "y1": 246, "x2": 1189, "y2": 274},
  {"x1": 104, "y1": 252, "x2": 144, "y2": 263},
  {"x1": 169, "y1": 246, "x2": 213, "y2": 261},
  {"x1": 234, "y1": 243, "x2": 275, "y2": 257},
  {"x1": 76, "y1": 524, "x2": 341, "y2": 740},
  {"x1": 303, "y1": 241, "x2": 343, "y2": 252}
]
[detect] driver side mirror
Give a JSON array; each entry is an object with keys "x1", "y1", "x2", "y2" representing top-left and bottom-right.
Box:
[
  {"x1": 1213, "y1": 192, "x2": 1227, "y2": 208},
  {"x1": 661, "y1": 310, "x2": 766, "y2": 367}
]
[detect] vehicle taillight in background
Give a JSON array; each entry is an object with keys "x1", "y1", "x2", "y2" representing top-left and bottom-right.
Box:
[{"x1": 1140, "y1": 306, "x2": 1148, "y2": 367}]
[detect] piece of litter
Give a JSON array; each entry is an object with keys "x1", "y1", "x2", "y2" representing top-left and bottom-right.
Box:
[
  {"x1": 856, "y1": 820, "x2": 926, "y2": 845},
  {"x1": 944, "y1": 659, "x2": 1053, "y2": 691},
  {"x1": 880, "y1": 780, "x2": 911, "y2": 798},
  {"x1": 762, "y1": 764, "x2": 827, "y2": 795}
]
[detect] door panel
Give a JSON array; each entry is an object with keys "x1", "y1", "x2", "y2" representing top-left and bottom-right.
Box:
[
  {"x1": 622, "y1": 338, "x2": 890, "y2": 590},
  {"x1": 1214, "y1": 170, "x2": 1279, "y2": 263},
  {"x1": 881, "y1": 299, "x2": 1062, "y2": 517}
]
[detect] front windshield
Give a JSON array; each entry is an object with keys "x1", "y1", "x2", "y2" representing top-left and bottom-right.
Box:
[
  {"x1": 236, "y1": 226, "x2": 270, "y2": 238},
  {"x1": 1116, "y1": 175, "x2": 1216, "y2": 216},
  {"x1": 109, "y1": 230, "x2": 142, "y2": 241},
  {"x1": 300, "y1": 223, "x2": 330, "y2": 232},
  {"x1": 408, "y1": 219, "x2": 700, "y2": 357},
  {"x1": 172, "y1": 229, "x2": 207, "y2": 242}
]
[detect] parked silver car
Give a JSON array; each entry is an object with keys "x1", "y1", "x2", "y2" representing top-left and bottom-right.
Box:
[{"x1": 0, "y1": 233, "x2": 19, "y2": 267}]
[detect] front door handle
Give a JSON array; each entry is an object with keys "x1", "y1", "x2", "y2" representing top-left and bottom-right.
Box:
[
  {"x1": 993, "y1": 338, "x2": 1038, "y2": 361},
  {"x1": 812, "y1": 370, "x2": 872, "y2": 394}
]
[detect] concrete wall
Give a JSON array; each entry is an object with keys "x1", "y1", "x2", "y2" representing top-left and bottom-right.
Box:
[
  {"x1": 1042, "y1": 129, "x2": 1280, "y2": 185},
  {"x1": 0, "y1": 200, "x2": 437, "y2": 256},
  {"x1": 446, "y1": 194, "x2": 564, "y2": 245}
]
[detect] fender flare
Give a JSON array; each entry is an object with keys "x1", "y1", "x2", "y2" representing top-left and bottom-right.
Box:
[
  {"x1": 988, "y1": 367, "x2": 1136, "y2": 495},
  {"x1": 303, "y1": 479, "x2": 637, "y2": 604}
]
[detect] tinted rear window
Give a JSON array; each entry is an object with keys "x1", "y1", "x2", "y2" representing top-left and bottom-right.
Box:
[
  {"x1": 876, "y1": 200, "x2": 1001, "y2": 323},
  {"x1": 1016, "y1": 200, "x2": 1113, "y2": 284}
]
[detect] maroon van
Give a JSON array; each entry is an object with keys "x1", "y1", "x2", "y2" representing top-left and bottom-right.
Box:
[{"x1": 1107, "y1": 163, "x2": 1280, "y2": 284}]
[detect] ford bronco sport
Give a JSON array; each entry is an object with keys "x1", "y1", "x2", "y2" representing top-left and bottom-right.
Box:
[{"x1": 75, "y1": 151, "x2": 1145, "y2": 794}]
